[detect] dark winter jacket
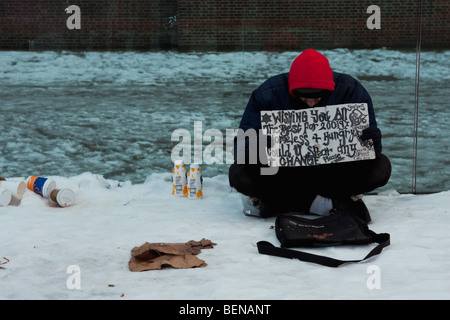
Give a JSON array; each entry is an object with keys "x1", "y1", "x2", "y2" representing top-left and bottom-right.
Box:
[{"x1": 235, "y1": 71, "x2": 382, "y2": 163}]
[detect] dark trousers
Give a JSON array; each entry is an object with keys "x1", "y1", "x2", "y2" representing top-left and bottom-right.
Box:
[{"x1": 229, "y1": 153, "x2": 391, "y2": 216}]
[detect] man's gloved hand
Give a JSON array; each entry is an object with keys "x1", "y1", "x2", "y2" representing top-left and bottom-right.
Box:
[{"x1": 361, "y1": 126, "x2": 382, "y2": 154}]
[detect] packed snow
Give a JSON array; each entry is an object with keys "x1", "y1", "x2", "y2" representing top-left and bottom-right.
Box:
[{"x1": 0, "y1": 173, "x2": 448, "y2": 300}]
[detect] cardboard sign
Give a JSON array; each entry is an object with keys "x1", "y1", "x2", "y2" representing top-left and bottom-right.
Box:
[{"x1": 260, "y1": 103, "x2": 376, "y2": 167}]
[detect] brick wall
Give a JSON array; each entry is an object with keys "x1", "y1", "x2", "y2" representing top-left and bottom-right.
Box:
[
  {"x1": 0, "y1": 0, "x2": 178, "y2": 50},
  {"x1": 177, "y1": 0, "x2": 450, "y2": 50},
  {"x1": 0, "y1": 0, "x2": 448, "y2": 50}
]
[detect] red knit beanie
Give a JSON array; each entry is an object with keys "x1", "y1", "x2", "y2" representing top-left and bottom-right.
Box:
[{"x1": 288, "y1": 49, "x2": 335, "y2": 97}]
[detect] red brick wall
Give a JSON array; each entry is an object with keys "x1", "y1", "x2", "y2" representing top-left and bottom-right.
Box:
[
  {"x1": 0, "y1": 0, "x2": 448, "y2": 50},
  {"x1": 0, "y1": 0, "x2": 178, "y2": 50},
  {"x1": 177, "y1": 0, "x2": 450, "y2": 50}
]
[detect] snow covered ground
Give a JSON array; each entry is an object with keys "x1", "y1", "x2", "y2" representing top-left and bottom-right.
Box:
[{"x1": 0, "y1": 173, "x2": 448, "y2": 300}]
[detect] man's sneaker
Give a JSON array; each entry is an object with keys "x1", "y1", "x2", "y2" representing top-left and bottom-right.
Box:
[
  {"x1": 309, "y1": 195, "x2": 334, "y2": 216},
  {"x1": 241, "y1": 195, "x2": 262, "y2": 217}
]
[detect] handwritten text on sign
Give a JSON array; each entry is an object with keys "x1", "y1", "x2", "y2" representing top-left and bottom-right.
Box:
[{"x1": 260, "y1": 103, "x2": 376, "y2": 167}]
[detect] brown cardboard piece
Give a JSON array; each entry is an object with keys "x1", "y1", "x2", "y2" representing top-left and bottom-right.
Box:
[{"x1": 128, "y1": 238, "x2": 216, "y2": 272}]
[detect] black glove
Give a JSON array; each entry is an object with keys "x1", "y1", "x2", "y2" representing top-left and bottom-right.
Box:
[{"x1": 361, "y1": 127, "x2": 382, "y2": 154}]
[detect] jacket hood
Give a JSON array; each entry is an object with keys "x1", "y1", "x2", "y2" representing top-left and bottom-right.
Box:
[{"x1": 288, "y1": 49, "x2": 336, "y2": 97}]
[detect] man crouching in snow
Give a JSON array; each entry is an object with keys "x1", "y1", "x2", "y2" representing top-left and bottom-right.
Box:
[{"x1": 229, "y1": 49, "x2": 391, "y2": 219}]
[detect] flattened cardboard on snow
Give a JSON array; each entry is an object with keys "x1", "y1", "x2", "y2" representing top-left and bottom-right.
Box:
[
  {"x1": 260, "y1": 103, "x2": 376, "y2": 167},
  {"x1": 128, "y1": 238, "x2": 216, "y2": 272}
]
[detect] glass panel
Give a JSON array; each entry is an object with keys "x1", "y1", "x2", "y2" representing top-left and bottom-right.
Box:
[{"x1": 0, "y1": 0, "x2": 448, "y2": 193}]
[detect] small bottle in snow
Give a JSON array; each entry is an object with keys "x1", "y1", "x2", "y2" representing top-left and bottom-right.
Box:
[
  {"x1": 187, "y1": 164, "x2": 203, "y2": 199},
  {"x1": 172, "y1": 160, "x2": 187, "y2": 197}
]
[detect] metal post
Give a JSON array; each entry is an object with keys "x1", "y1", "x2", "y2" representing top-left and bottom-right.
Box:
[{"x1": 412, "y1": 0, "x2": 422, "y2": 194}]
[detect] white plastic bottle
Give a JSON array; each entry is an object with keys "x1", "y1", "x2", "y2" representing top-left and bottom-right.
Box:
[
  {"x1": 187, "y1": 164, "x2": 203, "y2": 199},
  {"x1": 172, "y1": 160, "x2": 187, "y2": 196}
]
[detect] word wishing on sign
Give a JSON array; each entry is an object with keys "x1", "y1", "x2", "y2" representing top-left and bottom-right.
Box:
[{"x1": 260, "y1": 103, "x2": 375, "y2": 167}]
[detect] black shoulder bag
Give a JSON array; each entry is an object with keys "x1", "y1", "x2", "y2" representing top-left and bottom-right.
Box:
[{"x1": 257, "y1": 203, "x2": 390, "y2": 267}]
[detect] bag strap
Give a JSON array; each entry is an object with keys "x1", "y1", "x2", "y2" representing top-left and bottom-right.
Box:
[{"x1": 257, "y1": 232, "x2": 390, "y2": 268}]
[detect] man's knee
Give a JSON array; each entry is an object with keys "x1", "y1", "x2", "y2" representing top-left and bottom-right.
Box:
[
  {"x1": 376, "y1": 153, "x2": 392, "y2": 187},
  {"x1": 372, "y1": 153, "x2": 392, "y2": 189}
]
